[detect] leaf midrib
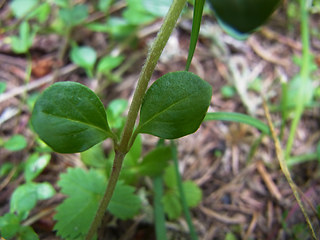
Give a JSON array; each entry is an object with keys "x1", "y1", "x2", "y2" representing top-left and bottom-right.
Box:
[
  {"x1": 138, "y1": 92, "x2": 198, "y2": 131},
  {"x1": 42, "y1": 111, "x2": 109, "y2": 135}
]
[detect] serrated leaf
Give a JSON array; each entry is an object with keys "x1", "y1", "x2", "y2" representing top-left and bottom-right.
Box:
[
  {"x1": 108, "y1": 181, "x2": 141, "y2": 219},
  {"x1": 54, "y1": 168, "x2": 106, "y2": 239},
  {"x1": 54, "y1": 194, "x2": 99, "y2": 239},
  {"x1": 24, "y1": 153, "x2": 51, "y2": 182},
  {"x1": 4, "y1": 134, "x2": 27, "y2": 151},
  {"x1": 0, "y1": 213, "x2": 20, "y2": 239},
  {"x1": 54, "y1": 168, "x2": 141, "y2": 239},
  {"x1": 182, "y1": 180, "x2": 202, "y2": 207},
  {"x1": 31, "y1": 82, "x2": 112, "y2": 153},
  {"x1": 138, "y1": 146, "x2": 172, "y2": 177},
  {"x1": 138, "y1": 71, "x2": 212, "y2": 139},
  {"x1": 162, "y1": 192, "x2": 181, "y2": 220},
  {"x1": 58, "y1": 168, "x2": 106, "y2": 197}
]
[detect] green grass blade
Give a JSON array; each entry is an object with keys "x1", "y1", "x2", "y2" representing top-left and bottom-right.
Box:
[
  {"x1": 185, "y1": 0, "x2": 205, "y2": 71},
  {"x1": 153, "y1": 176, "x2": 168, "y2": 240},
  {"x1": 204, "y1": 112, "x2": 270, "y2": 135},
  {"x1": 171, "y1": 141, "x2": 198, "y2": 240}
]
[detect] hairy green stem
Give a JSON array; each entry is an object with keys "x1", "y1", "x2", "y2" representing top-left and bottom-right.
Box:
[
  {"x1": 118, "y1": 0, "x2": 187, "y2": 154},
  {"x1": 85, "y1": 1, "x2": 187, "y2": 239},
  {"x1": 285, "y1": 0, "x2": 310, "y2": 158},
  {"x1": 171, "y1": 141, "x2": 198, "y2": 240},
  {"x1": 85, "y1": 151, "x2": 125, "y2": 240}
]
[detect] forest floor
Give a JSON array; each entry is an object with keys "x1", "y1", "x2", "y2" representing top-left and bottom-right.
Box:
[{"x1": 0, "y1": 1, "x2": 320, "y2": 240}]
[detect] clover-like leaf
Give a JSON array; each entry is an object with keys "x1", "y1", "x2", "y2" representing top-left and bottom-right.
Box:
[
  {"x1": 31, "y1": 82, "x2": 112, "y2": 153},
  {"x1": 137, "y1": 71, "x2": 212, "y2": 139}
]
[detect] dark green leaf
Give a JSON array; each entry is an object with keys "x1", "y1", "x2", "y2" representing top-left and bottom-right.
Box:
[
  {"x1": 138, "y1": 146, "x2": 172, "y2": 177},
  {"x1": 0, "y1": 213, "x2": 20, "y2": 239},
  {"x1": 204, "y1": 112, "x2": 270, "y2": 135},
  {"x1": 24, "y1": 153, "x2": 51, "y2": 182},
  {"x1": 138, "y1": 71, "x2": 212, "y2": 139},
  {"x1": 31, "y1": 82, "x2": 112, "y2": 153},
  {"x1": 4, "y1": 134, "x2": 27, "y2": 151},
  {"x1": 207, "y1": 0, "x2": 281, "y2": 39}
]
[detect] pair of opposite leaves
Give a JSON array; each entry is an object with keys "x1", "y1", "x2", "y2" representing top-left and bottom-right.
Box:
[
  {"x1": 31, "y1": 71, "x2": 212, "y2": 153},
  {"x1": 208, "y1": 0, "x2": 281, "y2": 39}
]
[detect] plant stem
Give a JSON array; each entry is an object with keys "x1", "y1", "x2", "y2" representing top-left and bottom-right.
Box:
[
  {"x1": 85, "y1": 1, "x2": 187, "y2": 239},
  {"x1": 85, "y1": 151, "x2": 125, "y2": 240},
  {"x1": 285, "y1": 0, "x2": 310, "y2": 158},
  {"x1": 171, "y1": 141, "x2": 198, "y2": 240},
  {"x1": 118, "y1": 0, "x2": 187, "y2": 154}
]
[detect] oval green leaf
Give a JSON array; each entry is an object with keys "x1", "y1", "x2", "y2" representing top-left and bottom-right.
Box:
[
  {"x1": 207, "y1": 0, "x2": 281, "y2": 39},
  {"x1": 137, "y1": 71, "x2": 212, "y2": 139},
  {"x1": 31, "y1": 82, "x2": 112, "y2": 153}
]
